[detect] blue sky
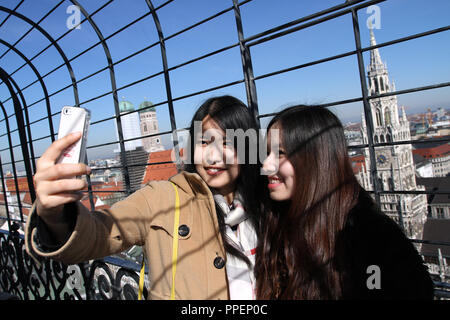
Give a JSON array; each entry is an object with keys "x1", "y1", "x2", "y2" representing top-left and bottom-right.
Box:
[{"x1": 0, "y1": 0, "x2": 449, "y2": 166}]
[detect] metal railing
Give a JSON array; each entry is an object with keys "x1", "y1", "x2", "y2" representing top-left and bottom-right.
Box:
[{"x1": 0, "y1": 0, "x2": 448, "y2": 299}]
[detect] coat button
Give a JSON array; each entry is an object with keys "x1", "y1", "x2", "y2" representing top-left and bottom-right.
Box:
[
  {"x1": 214, "y1": 256, "x2": 225, "y2": 269},
  {"x1": 178, "y1": 224, "x2": 190, "y2": 237}
]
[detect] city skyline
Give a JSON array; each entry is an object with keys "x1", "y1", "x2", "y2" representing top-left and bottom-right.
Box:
[{"x1": 0, "y1": 0, "x2": 449, "y2": 164}]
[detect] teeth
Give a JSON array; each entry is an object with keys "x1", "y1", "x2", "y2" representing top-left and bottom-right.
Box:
[{"x1": 269, "y1": 178, "x2": 281, "y2": 183}]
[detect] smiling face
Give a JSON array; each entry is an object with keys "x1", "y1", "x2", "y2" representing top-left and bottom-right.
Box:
[
  {"x1": 194, "y1": 115, "x2": 240, "y2": 199},
  {"x1": 262, "y1": 124, "x2": 295, "y2": 201}
]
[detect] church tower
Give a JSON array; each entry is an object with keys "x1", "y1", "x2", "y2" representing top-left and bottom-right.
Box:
[
  {"x1": 358, "y1": 28, "x2": 428, "y2": 241},
  {"x1": 138, "y1": 100, "x2": 164, "y2": 153}
]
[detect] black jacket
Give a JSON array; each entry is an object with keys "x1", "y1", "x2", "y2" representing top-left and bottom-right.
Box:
[{"x1": 336, "y1": 190, "x2": 434, "y2": 299}]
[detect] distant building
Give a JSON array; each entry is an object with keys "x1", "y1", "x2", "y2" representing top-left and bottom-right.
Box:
[
  {"x1": 0, "y1": 176, "x2": 33, "y2": 234},
  {"x1": 344, "y1": 128, "x2": 363, "y2": 147},
  {"x1": 413, "y1": 142, "x2": 450, "y2": 178},
  {"x1": 138, "y1": 100, "x2": 164, "y2": 153},
  {"x1": 418, "y1": 177, "x2": 450, "y2": 282},
  {"x1": 114, "y1": 100, "x2": 143, "y2": 152},
  {"x1": 417, "y1": 177, "x2": 450, "y2": 220},
  {"x1": 410, "y1": 122, "x2": 430, "y2": 139},
  {"x1": 141, "y1": 149, "x2": 183, "y2": 186},
  {"x1": 82, "y1": 180, "x2": 126, "y2": 209},
  {"x1": 421, "y1": 219, "x2": 450, "y2": 281},
  {"x1": 120, "y1": 147, "x2": 148, "y2": 194},
  {"x1": 355, "y1": 27, "x2": 428, "y2": 241},
  {"x1": 114, "y1": 99, "x2": 148, "y2": 193},
  {"x1": 410, "y1": 107, "x2": 450, "y2": 139},
  {"x1": 413, "y1": 154, "x2": 433, "y2": 178},
  {"x1": 436, "y1": 107, "x2": 448, "y2": 120}
]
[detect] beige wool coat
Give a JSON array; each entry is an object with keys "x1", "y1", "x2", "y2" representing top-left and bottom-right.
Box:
[{"x1": 25, "y1": 171, "x2": 230, "y2": 300}]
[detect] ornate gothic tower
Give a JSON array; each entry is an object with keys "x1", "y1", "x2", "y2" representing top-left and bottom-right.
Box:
[{"x1": 358, "y1": 28, "x2": 428, "y2": 241}]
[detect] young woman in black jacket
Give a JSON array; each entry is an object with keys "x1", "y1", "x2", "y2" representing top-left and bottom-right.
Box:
[{"x1": 256, "y1": 105, "x2": 434, "y2": 300}]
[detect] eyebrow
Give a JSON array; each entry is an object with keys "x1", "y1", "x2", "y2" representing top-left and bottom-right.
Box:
[{"x1": 199, "y1": 135, "x2": 230, "y2": 142}]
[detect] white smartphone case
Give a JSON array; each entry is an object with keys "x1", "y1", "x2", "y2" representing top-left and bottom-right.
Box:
[{"x1": 56, "y1": 106, "x2": 90, "y2": 164}]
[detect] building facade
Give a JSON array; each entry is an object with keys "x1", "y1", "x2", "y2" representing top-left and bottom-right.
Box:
[
  {"x1": 114, "y1": 100, "x2": 148, "y2": 193},
  {"x1": 114, "y1": 100, "x2": 143, "y2": 152},
  {"x1": 138, "y1": 100, "x2": 164, "y2": 153},
  {"x1": 355, "y1": 29, "x2": 428, "y2": 241},
  {"x1": 412, "y1": 143, "x2": 450, "y2": 178}
]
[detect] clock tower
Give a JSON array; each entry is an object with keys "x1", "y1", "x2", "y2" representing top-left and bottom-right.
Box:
[{"x1": 358, "y1": 27, "x2": 428, "y2": 242}]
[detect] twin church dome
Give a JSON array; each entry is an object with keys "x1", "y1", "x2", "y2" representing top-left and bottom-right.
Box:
[{"x1": 119, "y1": 99, "x2": 155, "y2": 113}]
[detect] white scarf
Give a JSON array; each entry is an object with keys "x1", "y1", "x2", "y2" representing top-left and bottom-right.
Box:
[{"x1": 213, "y1": 192, "x2": 257, "y2": 300}]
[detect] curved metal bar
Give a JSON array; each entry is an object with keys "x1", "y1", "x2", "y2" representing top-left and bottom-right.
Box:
[
  {"x1": 0, "y1": 1, "x2": 64, "y2": 62},
  {"x1": 69, "y1": 0, "x2": 131, "y2": 200},
  {"x1": 0, "y1": 0, "x2": 24, "y2": 29},
  {"x1": 0, "y1": 68, "x2": 35, "y2": 211},
  {"x1": 0, "y1": 231, "x2": 149, "y2": 300},
  {"x1": 4, "y1": 73, "x2": 36, "y2": 176},
  {"x1": 0, "y1": 155, "x2": 13, "y2": 232},
  {"x1": 0, "y1": 39, "x2": 55, "y2": 143},
  {"x1": 0, "y1": 5, "x2": 80, "y2": 107},
  {"x1": 0, "y1": 99, "x2": 26, "y2": 224},
  {"x1": 232, "y1": 0, "x2": 259, "y2": 125},
  {"x1": 144, "y1": 0, "x2": 181, "y2": 168},
  {"x1": 350, "y1": 9, "x2": 381, "y2": 206}
]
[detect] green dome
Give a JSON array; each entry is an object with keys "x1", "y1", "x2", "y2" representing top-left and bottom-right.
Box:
[
  {"x1": 139, "y1": 100, "x2": 155, "y2": 113},
  {"x1": 119, "y1": 100, "x2": 134, "y2": 113}
]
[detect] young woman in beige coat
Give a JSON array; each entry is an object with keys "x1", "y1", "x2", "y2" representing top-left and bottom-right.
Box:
[{"x1": 25, "y1": 95, "x2": 263, "y2": 300}]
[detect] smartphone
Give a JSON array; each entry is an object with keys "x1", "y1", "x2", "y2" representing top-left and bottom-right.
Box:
[{"x1": 56, "y1": 106, "x2": 91, "y2": 165}]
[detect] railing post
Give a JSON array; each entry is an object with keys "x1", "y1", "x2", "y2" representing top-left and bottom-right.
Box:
[
  {"x1": 10, "y1": 223, "x2": 29, "y2": 300},
  {"x1": 350, "y1": 9, "x2": 381, "y2": 207},
  {"x1": 232, "y1": 0, "x2": 260, "y2": 126}
]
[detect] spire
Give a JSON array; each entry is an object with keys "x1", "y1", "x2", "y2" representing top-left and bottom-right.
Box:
[
  {"x1": 369, "y1": 25, "x2": 383, "y2": 70},
  {"x1": 361, "y1": 111, "x2": 366, "y2": 128},
  {"x1": 401, "y1": 106, "x2": 407, "y2": 122},
  {"x1": 369, "y1": 24, "x2": 377, "y2": 46}
]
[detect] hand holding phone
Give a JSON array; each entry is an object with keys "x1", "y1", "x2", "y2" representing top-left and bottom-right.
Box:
[{"x1": 33, "y1": 106, "x2": 92, "y2": 232}]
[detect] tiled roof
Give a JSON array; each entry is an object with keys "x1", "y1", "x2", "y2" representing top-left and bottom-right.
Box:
[
  {"x1": 413, "y1": 143, "x2": 450, "y2": 159},
  {"x1": 142, "y1": 149, "x2": 183, "y2": 184},
  {"x1": 350, "y1": 154, "x2": 366, "y2": 174}
]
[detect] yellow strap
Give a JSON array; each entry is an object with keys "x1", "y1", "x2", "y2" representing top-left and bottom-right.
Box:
[
  {"x1": 138, "y1": 260, "x2": 145, "y2": 300},
  {"x1": 138, "y1": 182, "x2": 180, "y2": 301},
  {"x1": 170, "y1": 182, "x2": 180, "y2": 300}
]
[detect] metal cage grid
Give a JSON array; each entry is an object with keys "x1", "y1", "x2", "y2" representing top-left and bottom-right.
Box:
[{"x1": 0, "y1": 0, "x2": 449, "y2": 299}]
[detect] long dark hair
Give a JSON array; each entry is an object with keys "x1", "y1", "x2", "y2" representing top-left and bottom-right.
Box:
[
  {"x1": 184, "y1": 95, "x2": 262, "y2": 265},
  {"x1": 255, "y1": 105, "x2": 361, "y2": 299}
]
